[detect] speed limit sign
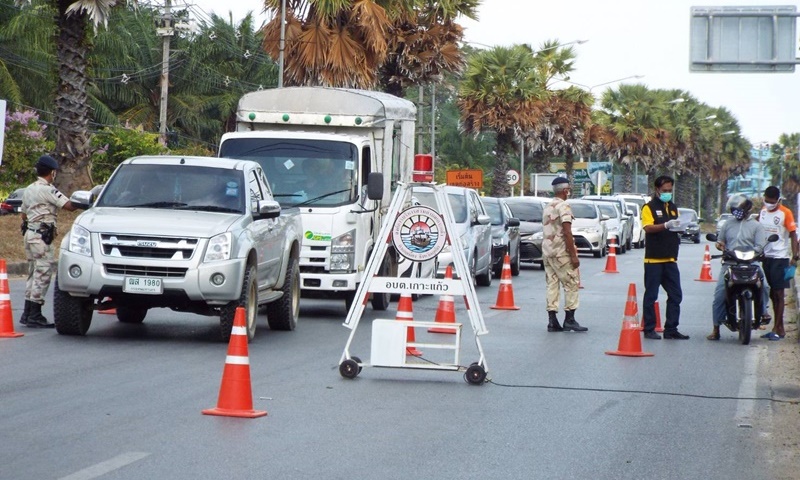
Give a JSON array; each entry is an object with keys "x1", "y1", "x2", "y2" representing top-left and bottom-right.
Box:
[{"x1": 506, "y1": 169, "x2": 520, "y2": 185}]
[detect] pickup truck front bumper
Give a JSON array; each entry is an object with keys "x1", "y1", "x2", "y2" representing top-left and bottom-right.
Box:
[{"x1": 58, "y1": 249, "x2": 246, "y2": 305}]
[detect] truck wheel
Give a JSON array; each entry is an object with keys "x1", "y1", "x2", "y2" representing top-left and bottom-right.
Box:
[
  {"x1": 117, "y1": 306, "x2": 147, "y2": 324},
  {"x1": 53, "y1": 277, "x2": 93, "y2": 336},
  {"x1": 266, "y1": 257, "x2": 300, "y2": 331},
  {"x1": 476, "y1": 252, "x2": 492, "y2": 287},
  {"x1": 371, "y1": 255, "x2": 392, "y2": 311},
  {"x1": 220, "y1": 264, "x2": 257, "y2": 342}
]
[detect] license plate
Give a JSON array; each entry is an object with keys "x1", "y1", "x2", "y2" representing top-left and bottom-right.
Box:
[{"x1": 123, "y1": 276, "x2": 163, "y2": 295}]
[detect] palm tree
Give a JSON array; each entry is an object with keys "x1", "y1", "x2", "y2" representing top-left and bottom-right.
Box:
[
  {"x1": 14, "y1": 0, "x2": 138, "y2": 192},
  {"x1": 377, "y1": 0, "x2": 479, "y2": 96},
  {"x1": 260, "y1": 0, "x2": 406, "y2": 88},
  {"x1": 458, "y1": 44, "x2": 547, "y2": 196},
  {"x1": 767, "y1": 132, "x2": 800, "y2": 202},
  {"x1": 592, "y1": 84, "x2": 670, "y2": 192}
]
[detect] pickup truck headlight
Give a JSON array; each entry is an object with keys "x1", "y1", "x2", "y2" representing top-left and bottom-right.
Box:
[
  {"x1": 68, "y1": 225, "x2": 91, "y2": 256},
  {"x1": 532, "y1": 231, "x2": 543, "y2": 240},
  {"x1": 204, "y1": 232, "x2": 232, "y2": 262},
  {"x1": 330, "y1": 229, "x2": 355, "y2": 272}
]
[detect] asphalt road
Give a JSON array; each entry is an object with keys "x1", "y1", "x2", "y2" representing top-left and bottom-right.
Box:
[{"x1": 1, "y1": 241, "x2": 785, "y2": 479}]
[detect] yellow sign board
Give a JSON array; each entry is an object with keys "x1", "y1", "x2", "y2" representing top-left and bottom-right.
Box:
[{"x1": 446, "y1": 169, "x2": 483, "y2": 189}]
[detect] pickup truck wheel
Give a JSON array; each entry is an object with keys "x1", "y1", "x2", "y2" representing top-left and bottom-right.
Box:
[
  {"x1": 53, "y1": 277, "x2": 93, "y2": 336},
  {"x1": 511, "y1": 249, "x2": 521, "y2": 276},
  {"x1": 266, "y1": 257, "x2": 300, "y2": 331},
  {"x1": 220, "y1": 264, "x2": 257, "y2": 342},
  {"x1": 117, "y1": 306, "x2": 147, "y2": 324},
  {"x1": 476, "y1": 253, "x2": 492, "y2": 287}
]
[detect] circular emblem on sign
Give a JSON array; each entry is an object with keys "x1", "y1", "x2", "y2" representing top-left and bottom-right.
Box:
[{"x1": 392, "y1": 206, "x2": 447, "y2": 262}]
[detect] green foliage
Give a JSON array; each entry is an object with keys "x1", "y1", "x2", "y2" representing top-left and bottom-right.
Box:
[
  {"x1": 0, "y1": 109, "x2": 53, "y2": 191},
  {"x1": 89, "y1": 126, "x2": 167, "y2": 184}
]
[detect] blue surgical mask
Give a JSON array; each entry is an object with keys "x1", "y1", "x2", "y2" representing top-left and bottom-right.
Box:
[{"x1": 659, "y1": 192, "x2": 672, "y2": 203}]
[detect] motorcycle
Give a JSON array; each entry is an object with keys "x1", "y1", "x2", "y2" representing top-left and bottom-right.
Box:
[{"x1": 705, "y1": 233, "x2": 778, "y2": 345}]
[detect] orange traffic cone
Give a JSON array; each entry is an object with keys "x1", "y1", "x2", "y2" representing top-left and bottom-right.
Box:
[
  {"x1": 491, "y1": 253, "x2": 520, "y2": 310},
  {"x1": 695, "y1": 244, "x2": 714, "y2": 282},
  {"x1": 202, "y1": 307, "x2": 267, "y2": 418},
  {"x1": 603, "y1": 234, "x2": 619, "y2": 274},
  {"x1": 0, "y1": 260, "x2": 24, "y2": 338},
  {"x1": 606, "y1": 283, "x2": 653, "y2": 357},
  {"x1": 429, "y1": 266, "x2": 457, "y2": 334},
  {"x1": 98, "y1": 297, "x2": 116, "y2": 315},
  {"x1": 654, "y1": 300, "x2": 665, "y2": 333},
  {"x1": 396, "y1": 293, "x2": 422, "y2": 356}
]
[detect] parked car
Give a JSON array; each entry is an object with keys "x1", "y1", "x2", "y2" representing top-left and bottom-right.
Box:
[
  {"x1": 415, "y1": 185, "x2": 493, "y2": 286},
  {"x1": 677, "y1": 208, "x2": 702, "y2": 243},
  {"x1": 582, "y1": 195, "x2": 634, "y2": 251},
  {"x1": 504, "y1": 196, "x2": 550, "y2": 269},
  {"x1": 617, "y1": 194, "x2": 647, "y2": 248},
  {"x1": 591, "y1": 201, "x2": 628, "y2": 253},
  {"x1": 1, "y1": 187, "x2": 25, "y2": 214},
  {"x1": 567, "y1": 199, "x2": 608, "y2": 258},
  {"x1": 482, "y1": 197, "x2": 521, "y2": 277}
]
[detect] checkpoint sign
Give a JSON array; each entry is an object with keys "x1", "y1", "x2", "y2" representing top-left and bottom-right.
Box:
[
  {"x1": 506, "y1": 169, "x2": 520, "y2": 185},
  {"x1": 446, "y1": 169, "x2": 483, "y2": 189}
]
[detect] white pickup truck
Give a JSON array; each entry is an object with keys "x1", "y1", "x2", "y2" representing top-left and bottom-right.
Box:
[{"x1": 54, "y1": 156, "x2": 303, "y2": 341}]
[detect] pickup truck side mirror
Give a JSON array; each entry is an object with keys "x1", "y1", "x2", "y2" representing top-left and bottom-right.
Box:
[
  {"x1": 600, "y1": 214, "x2": 610, "y2": 221},
  {"x1": 367, "y1": 172, "x2": 383, "y2": 200},
  {"x1": 255, "y1": 199, "x2": 281, "y2": 219},
  {"x1": 475, "y1": 214, "x2": 491, "y2": 226},
  {"x1": 506, "y1": 217, "x2": 521, "y2": 228},
  {"x1": 69, "y1": 191, "x2": 93, "y2": 210}
]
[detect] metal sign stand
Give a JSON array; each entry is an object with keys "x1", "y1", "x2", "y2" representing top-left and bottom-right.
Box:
[{"x1": 338, "y1": 181, "x2": 489, "y2": 385}]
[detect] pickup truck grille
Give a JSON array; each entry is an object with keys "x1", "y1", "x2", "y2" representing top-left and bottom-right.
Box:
[
  {"x1": 100, "y1": 234, "x2": 198, "y2": 260},
  {"x1": 104, "y1": 264, "x2": 188, "y2": 278}
]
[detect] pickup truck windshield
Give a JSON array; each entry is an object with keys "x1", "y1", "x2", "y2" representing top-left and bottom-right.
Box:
[
  {"x1": 96, "y1": 164, "x2": 245, "y2": 213},
  {"x1": 220, "y1": 138, "x2": 358, "y2": 207}
]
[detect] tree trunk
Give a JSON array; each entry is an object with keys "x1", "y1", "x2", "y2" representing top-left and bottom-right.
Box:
[
  {"x1": 53, "y1": 10, "x2": 93, "y2": 193},
  {"x1": 564, "y1": 153, "x2": 574, "y2": 187},
  {"x1": 492, "y1": 131, "x2": 513, "y2": 197},
  {"x1": 622, "y1": 164, "x2": 633, "y2": 192}
]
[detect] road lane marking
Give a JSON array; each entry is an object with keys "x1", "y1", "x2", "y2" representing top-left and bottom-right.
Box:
[
  {"x1": 735, "y1": 345, "x2": 765, "y2": 422},
  {"x1": 58, "y1": 452, "x2": 150, "y2": 480}
]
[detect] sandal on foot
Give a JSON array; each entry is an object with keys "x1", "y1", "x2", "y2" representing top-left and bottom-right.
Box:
[
  {"x1": 706, "y1": 332, "x2": 720, "y2": 341},
  {"x1": 761, "y1": 332, "x2": 782, "y2": 341}
]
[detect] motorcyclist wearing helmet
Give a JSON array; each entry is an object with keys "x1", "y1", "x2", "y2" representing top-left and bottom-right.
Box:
[
  {"x1": 19, "y1": 155, "x2": 80, "y2": 328},
  {"x1": 708, "y1": 194, "x2": 768, "y2": 341}
]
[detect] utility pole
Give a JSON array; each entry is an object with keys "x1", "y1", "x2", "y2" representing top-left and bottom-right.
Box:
[
  {"x1": 278, "y1": 0, "x2": 286, "y2": 87},
  {"x1": 430, "y1": 84, "x2": 436, "y2": 160},
  {"x1": 158, "y1": 0, "x2": 173, "y2": 145},
  {"x1": 417, "y1": 86, "x2": 424, "y2": 154}
]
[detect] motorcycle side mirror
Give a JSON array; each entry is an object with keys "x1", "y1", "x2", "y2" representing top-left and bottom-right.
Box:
[
  {"x1": 767, "y1": 234, "x2": 779, "y2": 242},
  {"x1": 705, "y1": 233, "x2": 718, "y2": 242}
]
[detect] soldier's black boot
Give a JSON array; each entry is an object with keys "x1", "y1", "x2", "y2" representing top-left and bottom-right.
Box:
[
  {"x1": 25, "y1": 302, "x2": 54, "y2": 328},
  {"x1": 562, "y1": 310, "x2": 588, "y2": 332},
  {"x1": 19, "y1": 300, "x2": 32, "y2": 325},
  {"x1": 547, "y1": 311, "x2": 563, "y2": 332}
]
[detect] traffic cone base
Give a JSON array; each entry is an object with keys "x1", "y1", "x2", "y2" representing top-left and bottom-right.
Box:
[
  {"x1": 695, "y1": 244, "x2": 715, "y2": 282},
  {"x1": 606, "y1": 328, "x2": 655, "y2": 357},
  {"x1": 429, "y1": 266, "x2": 457, "y2": 334},
  {"x1": 0, "y1": 260, "x2": 24, "y2": 338},
  {"x1": 491, "y1": 253, "x2": 520, "y2": 310},
  {"x1": 98, "y1": 297, "x2": 116, "y2": 315},
  {"x1": 396, "y1": 294, "x2": 422, "y2": 356},
  {"x1": 639, "y1": 301, "x2": 665, "y2": 333},
  {"x1": 203, "y1": 308, "x2": 267, "y2": 418}
]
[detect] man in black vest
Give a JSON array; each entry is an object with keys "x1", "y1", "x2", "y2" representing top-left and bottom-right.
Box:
[{"x1": 640, "y1": 175, "x2": 690, "y2": 340}]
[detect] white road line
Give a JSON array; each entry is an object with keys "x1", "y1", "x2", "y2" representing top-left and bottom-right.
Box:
[
  {"x1": 735, "y1": 345, "x2": 765, "y2": 423},
  {"x1": 58, "y1": 452, "x2": 150, "y2": 480}
]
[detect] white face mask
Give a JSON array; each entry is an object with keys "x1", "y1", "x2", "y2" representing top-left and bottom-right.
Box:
[{"x1": 765, "y1": 201, "x2": 778, "y2": 211}]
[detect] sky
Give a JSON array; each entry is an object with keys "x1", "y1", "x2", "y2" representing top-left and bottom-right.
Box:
[{"x1": 187, "y1": 0, "x2": 799, "y2": 145}]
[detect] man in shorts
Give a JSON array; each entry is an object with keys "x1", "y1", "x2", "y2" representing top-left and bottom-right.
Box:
[{"x1": 758, "y1": 186, "x2": 798, "y2": 340}]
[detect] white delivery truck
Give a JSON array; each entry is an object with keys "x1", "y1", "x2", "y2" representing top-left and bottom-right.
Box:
[{"x1": 219, "y1": 87, "x2": 417, "y2": 311}]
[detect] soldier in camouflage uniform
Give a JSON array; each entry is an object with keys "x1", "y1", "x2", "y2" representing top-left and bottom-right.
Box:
[
  {"x1": 19, "y1": 155, "x2": 79, "y2": 328},
  {"x1": 542, "y1": 177, "x2": 588, "y2": 333}
]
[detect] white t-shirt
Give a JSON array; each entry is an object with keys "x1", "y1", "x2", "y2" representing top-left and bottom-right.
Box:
[{"x1": 759, "y1": 205, "x2": 797, "y2": 259}]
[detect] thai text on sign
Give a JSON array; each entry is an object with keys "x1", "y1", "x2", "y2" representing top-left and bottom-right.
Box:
[{"x1": 446, "y1": 169, "x2": 483, "y2": 189}]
